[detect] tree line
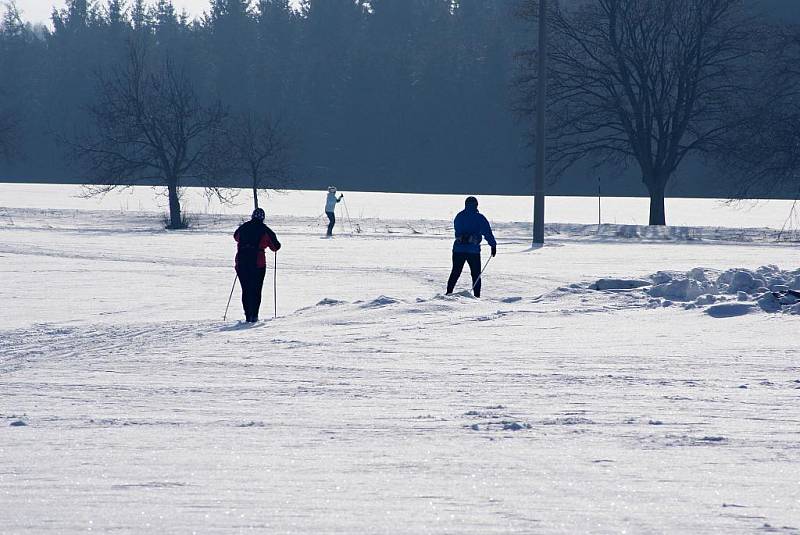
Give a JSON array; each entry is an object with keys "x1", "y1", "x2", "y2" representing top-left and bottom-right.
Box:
[
  {"x1": 1, "y1": 0, "x2": 799, "y2": 227},
  {"x1": 0, "y1": 0, "x2": 523, "y2": 226}
]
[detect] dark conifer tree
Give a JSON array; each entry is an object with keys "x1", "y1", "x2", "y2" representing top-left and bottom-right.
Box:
[
  {"x1": 295, "y1": 0, "x2": 365, "y2": 178},
  {"x1": 253, "y1": 0, "x2": 297, "y2": 114},
  {"x1": 204, "y1": 0, "x2": 256, "y2": 111}
]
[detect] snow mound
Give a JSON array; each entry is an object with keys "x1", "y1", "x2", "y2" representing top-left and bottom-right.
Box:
[
  {"x1": 705, "y1": 303, "x2": 757, "y2": 318},
  {"x1": 650, "y1": 278, "x2": 711, "y2": 301},
  {"x1": 360, "y1": 295, "x2": 400, "y2": 308},
  {"x1": 502, "y1": 422, "x2": 531, "y2": 431},
  {"x1": 590, "y1": 279, "x2": 650, "y2": 291},
  {"x1": 587, "y1": 265, "x2": 800, "y2": 316},
  {"x1": 756, "y1": 293, "x2": 781, "y2": 313},
  {"x1": 316, "y1": 298, "x2": 346, "y2": 306},
  {"x1": 787, "y1": 303, "x2": 800, "y2": 315}
]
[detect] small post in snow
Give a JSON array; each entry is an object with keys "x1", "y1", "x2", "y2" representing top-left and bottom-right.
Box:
[{"x1": 598, "y1": 176, "x2": 601, "y2": 228}]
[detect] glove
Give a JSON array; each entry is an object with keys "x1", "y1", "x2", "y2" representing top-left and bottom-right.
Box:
[
  {"x1": 491, "y1": 245, "x2": 497, "y2": 257},
  {"x1": 339, "y1": 194, "x2": 344, "y2": 199}
]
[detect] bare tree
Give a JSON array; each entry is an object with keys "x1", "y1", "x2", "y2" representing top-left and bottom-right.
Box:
[
  {"x1": 218, "y1": 112, "x2": 292, "y2": 210},
  {"x1": 516, "y1": 0, "x2": 755, "y2": 225},
  {"x1": 72, "y1": 41, "x2": 228, "y2": 229},
  {"x1": 717, "y1": 27, "x2": 800, "y2": 200}
]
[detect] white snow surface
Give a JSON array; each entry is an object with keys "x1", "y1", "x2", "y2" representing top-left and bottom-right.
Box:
[{"x1": 1, "y1": 188, "x2": 800, "y2": 533}]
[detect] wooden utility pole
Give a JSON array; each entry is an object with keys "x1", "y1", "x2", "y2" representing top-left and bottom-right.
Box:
[{"x1": 532, "y1": 0, "x2": 547, "y2": 245}]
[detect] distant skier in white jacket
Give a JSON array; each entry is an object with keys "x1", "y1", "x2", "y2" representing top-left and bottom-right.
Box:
[{"x1": 325, "y1": 186, "x2": 343, "y2": 236}]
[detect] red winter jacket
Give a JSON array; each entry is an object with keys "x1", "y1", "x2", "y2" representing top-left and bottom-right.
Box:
[{"x1": 234, "y1": 219, "x2": 281, "y2": 269}]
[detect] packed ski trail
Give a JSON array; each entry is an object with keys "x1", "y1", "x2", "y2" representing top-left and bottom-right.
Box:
[{"x1": 2, "y1": 206, "x2": 800, "y2": 533}]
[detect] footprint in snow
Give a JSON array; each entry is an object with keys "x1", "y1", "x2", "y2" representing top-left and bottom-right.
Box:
[
  {"x1": 219, "y1": 321, "x2": 264, "y2": 332},
  {"x1": 434, "y1": 290, "x2": 476, "y2": 300},
  {"x1": 236, "y1": 421, "x2": 266, "y2": 427},
  {"x1": 541, "y1": 417, "x2": 595, "y2": 425}
]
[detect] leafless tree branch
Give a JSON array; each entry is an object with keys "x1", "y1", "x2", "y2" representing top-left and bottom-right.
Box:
[
  {"x1": 713, "y1": 24, "x2": 800, "y2": 201},
  {"x1": 209, "y1": 111, "x2": 294, "y2": 210},
  {"x1": 514, "y1": 0, "x2": 759, "y2": 225},
  {"x1": 69, "y1": 39, "x2": 228, "y2": 229}
]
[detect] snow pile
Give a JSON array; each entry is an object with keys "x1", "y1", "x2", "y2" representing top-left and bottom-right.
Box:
[
  {"x1": 589, "y1": 265, "x2": 800, "y2": 317},
  {"x1": 589, "y1": 278, "x2": 650, "y2": 290}
]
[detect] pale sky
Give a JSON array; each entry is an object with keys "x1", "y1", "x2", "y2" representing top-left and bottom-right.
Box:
[{"x1": 13, "y1": 0, "x2": 301, "y2": 26}]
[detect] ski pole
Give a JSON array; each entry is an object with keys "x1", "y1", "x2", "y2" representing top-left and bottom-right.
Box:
[
  {"x1": 471, "y1": 255, "x2": 493, "y2": 292},
  {"x1": 273, "y1": 251, "x2": 277, "y2": 319},
  {"x1": 223, "y1": 273, "x2": 238, "y2": 321},
  {"x1": 342, "y1": 196, "x2": 355, "y2": 235}
]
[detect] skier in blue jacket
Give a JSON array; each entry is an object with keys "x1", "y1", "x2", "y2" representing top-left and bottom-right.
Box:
[{"x1": 446, "y1": 196, "x2": 496, "y2": 297}]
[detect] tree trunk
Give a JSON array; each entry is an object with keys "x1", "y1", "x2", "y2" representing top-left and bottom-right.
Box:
[
  {"x1": 253, "y1": 184, "x2": 259, "y2": 210},
  {"x1": 167, "y1": 181, "x2": 183, "y2": 229},
  {"x1": 645, "y1": 178, "x2": 667, "y2": 226}
]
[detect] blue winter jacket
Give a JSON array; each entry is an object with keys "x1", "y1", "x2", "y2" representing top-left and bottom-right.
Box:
[{"x1": 452, "y1": 206, "x2": 496, "y2": 254}]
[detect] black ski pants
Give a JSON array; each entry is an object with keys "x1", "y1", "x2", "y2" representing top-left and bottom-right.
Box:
[
  {"x1": 447, "y1": 252, "x2": 482, "y2": 297},
  {"x1": 237, "y1": 265, "x2": 267, "y2": 320},
  {"x1": 326, "y1": 211, "x2": 336, "y2": 236}
]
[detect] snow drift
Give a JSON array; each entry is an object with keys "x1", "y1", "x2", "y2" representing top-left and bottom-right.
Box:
[{"x1": 588, "y1": 265, "x2": 800, "y2": 317}]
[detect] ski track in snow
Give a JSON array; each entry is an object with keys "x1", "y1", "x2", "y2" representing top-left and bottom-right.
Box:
[{"x1": 1, "y1": 207, "x2": 800, "y2": 533}]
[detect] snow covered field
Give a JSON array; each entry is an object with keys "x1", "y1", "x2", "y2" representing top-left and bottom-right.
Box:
[{"x1": 1, "y1": 185, "x2": 799, "y2": 533}]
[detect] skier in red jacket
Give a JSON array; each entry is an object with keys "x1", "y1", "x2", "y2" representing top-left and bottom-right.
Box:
[{"x1": 234, "y1": 208, "x2": 281, "y2": 322}]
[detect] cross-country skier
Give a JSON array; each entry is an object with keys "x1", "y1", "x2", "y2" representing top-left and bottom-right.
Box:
[
  {"x1": 446, "y1": 196, "x2": 496, "y2": 298},
  {"x1": 234, "y1": 208, "x2": 281, "y2": 322},
  {"x1": 324, "y1": 186, "x2": 343, "y2": 237}
]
